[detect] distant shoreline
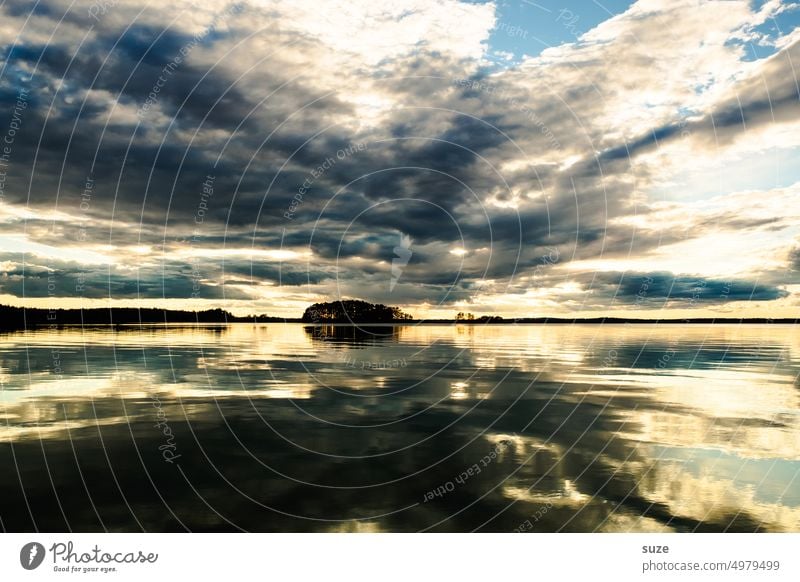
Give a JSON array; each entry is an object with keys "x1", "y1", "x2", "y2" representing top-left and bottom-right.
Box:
[
  {"x1": 304, "y1": 318, "x2": 798, "y2": 324},
  {"x1": 0, "y1": 305, "x2": 795, "y2": 330}
]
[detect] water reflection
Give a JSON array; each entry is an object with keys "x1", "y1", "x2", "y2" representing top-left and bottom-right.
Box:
[
  {"x1": 0, "y1": 323, "x2": 798, "y2": 532},
  {"x1": 303, "y1": 324, "x2": 402, "y2": 344}
]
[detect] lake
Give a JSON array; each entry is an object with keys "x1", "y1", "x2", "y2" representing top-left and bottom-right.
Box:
[{"x1": 0, "y1": 323, "x2": 798, "y2": 532}]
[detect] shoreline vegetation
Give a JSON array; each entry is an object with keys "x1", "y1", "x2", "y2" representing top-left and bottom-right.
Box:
[{"x1": 0, "y1": 303, "x2": 796, "y2": 331}]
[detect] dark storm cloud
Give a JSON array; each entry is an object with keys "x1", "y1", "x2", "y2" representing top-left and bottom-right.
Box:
[
  {"x1": 594, "y1": 272, "x2": 789, "y2": 304},
  {"x1": 4, "y1": 26, "x2": 255, "y2": 129},
  {"x1": 1, "y1": 1, "x2": 612, "y2": 295},
  {"x1": 0, "y1": 3, "x2": 355, "y2": 234},
  {"x1": 0, "y1": 261, "x2": 246, "y2": 300}
]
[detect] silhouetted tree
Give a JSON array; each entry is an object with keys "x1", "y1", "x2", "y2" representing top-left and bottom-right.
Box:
[
  {"x1": 0, "y1": 305, "x2": 264, "y2": 329},
  {"x1": 301, "y1": 300, "x2": 412, "y2": 323}
]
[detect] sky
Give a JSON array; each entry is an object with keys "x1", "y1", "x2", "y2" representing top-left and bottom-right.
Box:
[{"x1": 0, "y1": 0, "x2": 798, "y2": 318}]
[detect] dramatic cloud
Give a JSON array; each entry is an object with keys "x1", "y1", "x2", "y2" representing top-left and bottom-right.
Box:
[
  {"x1": 601, "y1": 272, "x2": 789, "y2": 304},
  {"x1": 789, "y1": 245, "x2": 800, "y2": 271},
  {"x1": 0, "y1": 0, "x2": 798, "y2": 317}
]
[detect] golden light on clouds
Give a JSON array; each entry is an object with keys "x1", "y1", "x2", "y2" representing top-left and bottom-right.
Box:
[{"x1": 0, "y1": 0, "x2": 796, "y2": 319}]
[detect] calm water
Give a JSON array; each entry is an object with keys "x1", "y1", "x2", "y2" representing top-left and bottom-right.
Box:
[{"x1": 0, "y1": 323, "x2": 798, "y2": 532}]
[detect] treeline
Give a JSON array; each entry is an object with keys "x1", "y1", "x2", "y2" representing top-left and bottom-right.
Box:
[
  {"x1": 435, "y1": 316, "x2": 798, "y2": 324},
  {"x1": 302, "y1": 300, "x2": 412, "y2": 323},
  {"x1": 2, "y1": 303, "x2": 795, "y2": 331},
  {"x1": 0, "y1": 305, "x2": 286, "y2": 330}
]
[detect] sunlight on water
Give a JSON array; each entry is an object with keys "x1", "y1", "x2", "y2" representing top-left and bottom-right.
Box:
[{"x1": 0, "y1": 323, "x2": 798, "y2": 532}]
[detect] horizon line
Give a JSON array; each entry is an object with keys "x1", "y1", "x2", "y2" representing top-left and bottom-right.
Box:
[{"x1": 1, "y1": 304, "x2": 796, "y2": 326}]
